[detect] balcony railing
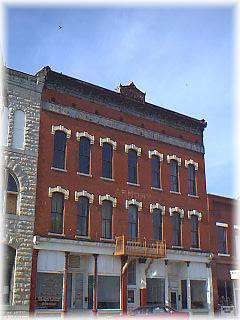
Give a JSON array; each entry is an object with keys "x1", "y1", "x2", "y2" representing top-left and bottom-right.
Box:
[{"x1": 114, "y1": 235, "x2": 166, "y2": 259}]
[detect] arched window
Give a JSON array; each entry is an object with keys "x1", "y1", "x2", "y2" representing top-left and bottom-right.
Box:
[
  {"x1": 6, "y1": 172, "x2": 19, "y2": 215},
  {"x1": 128, "y1": 205, "x2": 138, "y2": 240},
  {"x1": 12, "y1": 110, "x2": 25, "y2": 149},
  {"x1": 172, "y1": 212, "x2": 181, "y2": 246},
  {"x1": 152, "y1": 209, "x2": 163, "y2": 241},
  {"x1": 76, "y1": 196, "x2": 89, "y2": 236},
  {"x1": 102, "y1": 143, "x2": 113, "y2": 179},
  {"x1": 50, "y1": 192, "x2": 64, "y2": 234},
  {"x1": 2, "y1": 107, "x2": 9, "y2": 146},
  {"x1": 101, "y1": 200, "x2": 113, "y2": 239},
  {"x1": 170, "y1": 160, "x2": 179, "y2": 192},
  {"x1": 79, "y1": 137, "x2": 91, "y2": 174},
  {"x1": 191, "y1": 215, "x2": 199, "y2": 248},
  {"x1": 52, "y1": 130, "x2": 67, "y2": 170},
  {"x1": 151, "y1": 155, "x2": 161, "y2": 188},
  {"x1": 128, "y1": 149, "x2": 138, "y2": 184},
  {"x1": 188, "y1": 164, "x2": 196, "y2": 195},
  {"x1": 4, "y1": 245, "x2": 16, "y2": 305}
]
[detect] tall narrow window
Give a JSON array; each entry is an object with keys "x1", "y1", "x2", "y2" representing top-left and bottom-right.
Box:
[
  {"x1": 76, "y1": 196, "x2": 89, "y2": 236},
  {"x1": 188, "y1": 164, "x2": 196, "y2": 195},
  {"x1": 172, "y1": 212, "x2": 181, "y2": 246},
  {"x1": 102, "y1": 200, "x2": 113, "y2": 239},
  {"x1": 191, "y1": 215, "x2": 199, "y2": 248},
  {"x1": 127, "y1": 261, "x2": 136, "y2": 285},
  {"x1": 2, "y1": 107, "x2": 9, "y2": 146},
  {"x1": 218, "y1": 226, "x2": 227, "y2": 254},
  {"x1": 128, "y1": 150, "x2": 138, "y2": 184},
  {"x1": 52, "y1": 131, "x2": 67, "y2": 170},
  {"x1": 79, "y1": 137, "x2": 91, "y2": 174},
  {"x1": 50, "y1": 192, "x2": 64, "y2": 234},
  {"x1": 170, "y1": 160, "x2": 179, "y2": 192},
  {"x1": 152, "y1": 209, "x2": 163, "y2": 241},
  {"x1": 6, "y1": 172, "x2": 19, "y2": 215},
  {"x1": 12, "y1": 110, "x2": 25, "y2": 149},
  {"x1": 4, "y1": 245, "x2": 16, "y2": 305},
  {"x1": 151, "y1": 155, "x2": 160, "y2": 188},
  {"x1": 128, "y1": 205, "x2": 138, "y2": 239},
  {"x1": 102, "y1": 143, "x2": 113, "y2": 179}
]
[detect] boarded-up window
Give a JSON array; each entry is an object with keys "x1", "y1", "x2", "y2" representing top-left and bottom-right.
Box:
[{"x1": 12, "y1": 110, "x2": 25, "y2": 149}]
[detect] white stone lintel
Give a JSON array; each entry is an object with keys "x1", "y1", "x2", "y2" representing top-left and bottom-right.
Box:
[
  {"x1": 48, "y1": 186, "x2": 69, "y2": 200},
  {"x1": 51, "y1": 125, "x2": 71, "y2": 138},
  {"x1": 99, "y1": 194, "x2": 117, "y2": 207},
  {"x1": 125, "y1": 144, "x2": 141, "y2": 156},
  {"x1": 76, "y1": 131, "x2": 94, "y2": 144},
  {"x1": 126, "y1": 199, "x2": 142, "y2": 211},
  {"x1": 75, "y1": 190, "x2": 94, "y2": 203}
]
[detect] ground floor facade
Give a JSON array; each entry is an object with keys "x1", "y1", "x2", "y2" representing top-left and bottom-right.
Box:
[{"x1": 30, "y1": 236, "x2": 214, "y2": 316}]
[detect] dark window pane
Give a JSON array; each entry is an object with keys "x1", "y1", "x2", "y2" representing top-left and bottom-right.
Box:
[
  {"x1": 127, "y1": 261, "x2": 136, "y2": 285},
  {"x1": 152, "y1": 209, "x2": 162, "y2": 240},
  {"x1": 128, "y1": 205, "x2": 138, "y2": 239},
  {"x1": 188, "y1": 165, "x2": 196, "y2": 195},
  {"x1": 191, "y1": 215, "x2": 199, "y2": 247},
  {"x1": 79, "y1": 137, "x2": 90, "y2": 174},
  {"x1": 181, "y1": 280, "x2": 187, "y2": 309},
  {"x1": 77, "y1": 196, "x2": 89, "y2": 236},
  {"x1": 128, "y1": 150, "x2": 137, "y2": 184},
  {"x1": 151, "y1": 156, "x2": 160, "y2": 188},
  {"x1": 170, "y1": 160, "x2": 179, "y2": 192},
  {"x1": 172, "y1": 213, "x2": 181, "y2": 246},
  {"x1": 50, "y1": 192, "x2": 64, "y2": 234},
  {"x1": 102, "y1": 143, "x2": 113, "y2": 179},
  {"x1": 102, "y1": 200, "x2": 112, "y2": 239},
  {"x1": 7, "y1": 173, "x2": 18, "y2": 193},
  {"x1": 53, "y1": 131, "x2": 67, "y2": 169},
  {"x1": 218, "y1": 226, "x2": 227, "y2": 254}
]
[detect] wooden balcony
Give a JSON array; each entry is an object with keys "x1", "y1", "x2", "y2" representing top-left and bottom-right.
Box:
[{"x1": 114, "y1": 235, "x2": 166, "y2": 259}]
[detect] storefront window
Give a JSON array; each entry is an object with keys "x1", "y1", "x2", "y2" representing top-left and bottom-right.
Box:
[
  {"x1": 190, "y1": 280, "x2": 207, "y2": 309},
  {"x1": 146, "y1": 278, "x2": 165, "y2": 305},
  {"x1": 36, "y1": 273, "x2": 63, "y2": 309}
]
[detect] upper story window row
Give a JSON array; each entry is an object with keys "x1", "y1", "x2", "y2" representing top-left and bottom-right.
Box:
[{"x1": 51, "y1": 126, "x2": 199, "y2": 196}]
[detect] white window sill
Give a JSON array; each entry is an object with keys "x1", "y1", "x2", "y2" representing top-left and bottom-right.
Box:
[
  {"x1": 218, "y1": 253, "x2": 230, "y2": 257},
  {"x1": 188, "y1": 194, "x2": 199, "y2": 198},
  {"x1": 151, "y1": 187, "x2": 163, "y2": 191},
  {"x1": 170, "y1": 191, "x2": 181, "y2": 195},
  {"x1": 77, "y1": 172, "x2": 92, "y2": 177},
  {"x1": 100, "y1": 238, "x2": 115, "y2": 243},
  {"x1": 48, "y1": 232, "x2": 65, "y2": 237},
  {"x1": 75, "y1": 235, "x2": 90, "y2": 240},
  {"x1": 51, "y1": 167, "x2": 67, "y2": 172},
  {"x1": 172, "y1": 245, "x2": 183, "y2": 249},
  {"x1": 127, "y1": 182, "x2": 140, "y2": 187},
  {"x1": 100, "y1": 177, "x2": 115, "y2": 182},
  {"x1": 190, "y1": 247, "x2": 201, "y2": 251}
]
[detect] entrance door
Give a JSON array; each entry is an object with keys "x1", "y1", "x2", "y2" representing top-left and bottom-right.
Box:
[
  {"x1": 170, "y1": 291, "x2": 178, "y2": 310},
  {"x1": 72, "y1": 273, "x2": 84, "y2": 309}
]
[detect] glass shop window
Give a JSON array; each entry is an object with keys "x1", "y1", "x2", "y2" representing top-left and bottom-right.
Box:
[
  {"x1": 190, "y1": 280, "x2": 207, "y2": 309},
  {"x1": 35, "y1": 273, "x2": 63, "y2": 309}
]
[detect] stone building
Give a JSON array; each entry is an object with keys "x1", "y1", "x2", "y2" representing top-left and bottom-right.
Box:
[
  {"x1": 2, "y1": 67, "x2": 46, "y2": 314},
  {"x1": 30, "y1": 67, "x2": 214, "y2": 316}
]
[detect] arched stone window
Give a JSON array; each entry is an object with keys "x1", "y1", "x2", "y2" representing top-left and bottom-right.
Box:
[
  {"x1": 12, "y1": 110, "x2": 25, "y2": 149},
  {"x1": 3, "y1": 245, "x2": 16, "y2": 305},
  {"x1": 6, "y1": 172, "x2": 19, "y2": 215}
]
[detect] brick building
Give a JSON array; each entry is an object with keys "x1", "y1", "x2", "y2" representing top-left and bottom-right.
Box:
[
  {"x1": 208, "y1": 194, "x2": 239, "y2": 314},
  {"x1": 29, "y1": 67, "x2": 215, "y2": 316},
  {"x1": 2, "y1": 67, "x2": 45, "y2": 314}
]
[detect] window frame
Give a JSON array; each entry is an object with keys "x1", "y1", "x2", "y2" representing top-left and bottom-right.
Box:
[
  {"x1": 50, "y1": 192, "x2": 65, "y2": 234},
  {"x1": 151, "y1": 155, "x2": 161, "y2": 189},
  {"x1": 190, "y1": 215, "x2": 199, "y2": 248},
  {"x1": 128, "y1": 205, "x2": 138, "y2": 240},
  {"x1": 52, "y1": 130, "x2": 67, "y2": 170},
  {"x1": 217, "y1": 225, "x2": 228, "y2": 254},
  {"x1": 152, "y1": 208, "x2": 163, "y2": 241},
  {"x1": 170, "y1": 160, "x2": 179, "y2": 193},
  {"x1": 171, "y1": 212, "x2": 182, "y2": 246},
  {"x1": 101, "y1": 200, "x2": 113, "y2": 239},
  {"x1": 128, "y1": 149, "x2": 138, "y2": 184},
  {"x1": 76, "y1": 196, "x2": 90, "y2": 237},
  {"x1": 78, "y1": 136, "x2": 91, "y2": 175},
  {"x1": 102, "y1": 142, "x2": 113, "y2": 179},
  {"x1": 188, "y1": 164, "x2": 197, "y2": 196},
  {"x1": 12, "y1": 109, "x2": 26, "y2": 149}
]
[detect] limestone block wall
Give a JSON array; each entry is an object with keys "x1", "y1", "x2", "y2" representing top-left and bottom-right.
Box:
[{"x1": 2, "y1": 67, "x2": 46, "y2": 313}]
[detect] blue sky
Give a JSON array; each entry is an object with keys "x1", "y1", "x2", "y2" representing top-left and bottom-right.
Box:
[{"x1": 5, "y1": 6, "x2": 234, "y2": 197}]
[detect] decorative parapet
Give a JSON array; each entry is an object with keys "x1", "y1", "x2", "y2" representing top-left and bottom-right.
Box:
[
  {"x1": 167, "y1": 154, "x2": 181, "y2": 166},
  {"x1": 48, "y1": 186, "x2": 69, "y2": 199},
  {"x1": 185, "y1": 159, "x2": 198, "y2": 170},
  {"x1": 125, "y1": 144, "x2": 141, "y2": 156},
  {"x1": 148, "y1": 150, "x2": 163, "y2": 161},
  {"x1": 76, "y1": 131, "x2": 94, "y2": 144},
  {"x1": 75, "y1": 190, "x2": 94, "y2": 203},
  {"x1": 51, "y1": 125, "x2": 71, "y2": 138},
  {"x1": 126, "y1": 199, "x2": 142, "y2": 211},
  {"x1": 100, "y1": 137, "x2": 117, "y2": 150},
  {"x1": 169, "y1": 206, "x2": 184, "y2": 218},
  {"x1": 99, "y1": 194, "x2": 117, "y2": 207},
  {"x1": 188, "y1": 209, "x2": 202, "y2": 221},
  {"x1": 150, "y1": 203, "x2": 165, "y2": 214}
]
